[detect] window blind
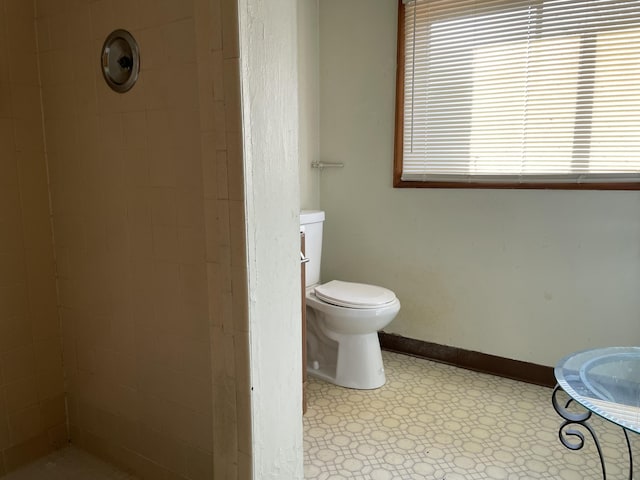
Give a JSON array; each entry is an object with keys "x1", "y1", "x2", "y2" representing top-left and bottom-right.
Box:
[{"x1": 400, "y1": 0, "x2": 640, "y2": 185}]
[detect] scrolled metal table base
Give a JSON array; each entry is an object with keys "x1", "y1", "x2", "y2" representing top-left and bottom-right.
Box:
[{"x1": 552, "y1": 385, "x2": 633, "y2": 480}]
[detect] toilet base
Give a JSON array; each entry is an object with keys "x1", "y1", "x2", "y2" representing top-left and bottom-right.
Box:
[{"x1": 307, "y1": 332, "x2": 386, "y2": 390}]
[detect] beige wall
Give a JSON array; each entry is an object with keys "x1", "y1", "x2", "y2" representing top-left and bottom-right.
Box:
[
  {"x1": 0, "y1": 0, "x2": 66, "y2": 473},
  {"x1": 238, "y1": 0, "x2": 304, "y2": 477},
  {"x1": 298, "y1": 0, "x2": 320, "y2": 210},
  {"x1": 318, "y1": 0, "x2": 640, "y2": 366},
  {"x1": 35, "y1": 0, "x2": 250, "y2": 478}
]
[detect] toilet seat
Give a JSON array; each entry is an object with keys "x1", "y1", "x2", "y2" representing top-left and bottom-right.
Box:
[{"x1": 314, "y1": 280, "x2": 396, "y2": 309}]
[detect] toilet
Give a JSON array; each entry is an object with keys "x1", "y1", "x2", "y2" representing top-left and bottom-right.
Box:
[{"x1": 300, "y1": 210, "x2": 401, "y2": 389}]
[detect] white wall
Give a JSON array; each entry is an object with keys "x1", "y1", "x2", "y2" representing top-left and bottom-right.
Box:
[
  {"x1": 318, "y1": 0, "x2": 640, "y2": 366},
  {"x1": 238, "y1": 0, "x2": 303, "y2": 478},
  {"x1": 298, "y1": 0, "x2": 321, "y2": 210}
]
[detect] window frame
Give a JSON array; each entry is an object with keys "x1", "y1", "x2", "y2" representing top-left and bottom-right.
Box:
[{"x1": 393, "y1": 0, "x2": 640, "y2": 190}]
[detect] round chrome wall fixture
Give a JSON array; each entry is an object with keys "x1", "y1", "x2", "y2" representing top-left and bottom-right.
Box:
[{"x1": 101, "y1": 29, "x2": 140, "y2": 93}]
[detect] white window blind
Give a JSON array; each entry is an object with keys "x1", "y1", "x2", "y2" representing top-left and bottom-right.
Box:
[{"x1": 400, "y1": 0, "x2": 640, "y2": 185}]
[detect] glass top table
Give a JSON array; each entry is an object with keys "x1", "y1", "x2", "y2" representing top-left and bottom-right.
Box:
[{"x1": 553, "y1": 346, "x2": 640, "y2": 479}]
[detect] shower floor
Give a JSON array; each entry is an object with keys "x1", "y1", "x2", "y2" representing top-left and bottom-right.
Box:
[{"x1": 3, "y1": 446, "x2": 137, "y2": 480}]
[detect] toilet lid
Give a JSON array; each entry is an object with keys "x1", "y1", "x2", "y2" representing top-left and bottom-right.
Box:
[{"x1": 314, "y1": 280, "x2": 397, "y2": 309}]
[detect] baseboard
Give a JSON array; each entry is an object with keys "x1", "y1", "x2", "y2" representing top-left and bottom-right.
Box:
[{"x1": 378, "y1": 332, "x2": 555, "y2": 388}]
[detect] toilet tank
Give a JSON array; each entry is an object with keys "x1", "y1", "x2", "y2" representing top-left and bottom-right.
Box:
[{"x1": 300, "y1": 210, "x2": 325, "y2": 287}]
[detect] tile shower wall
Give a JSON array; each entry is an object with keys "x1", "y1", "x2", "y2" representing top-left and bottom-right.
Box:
[
  {"x1": 0, "y1": 0, "x2": 66, "y2": 474},
  {"x1": 34, "y1": 0, "x2": 250, "y2": 478},
  {"x1": 194, "y1": 0, "x2": 253, "y2": 477}
]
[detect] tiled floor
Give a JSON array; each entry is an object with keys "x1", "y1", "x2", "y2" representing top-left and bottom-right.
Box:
[
  {"x1": 304, "y1": 351, "x2": 640, "y2": 480},
  {"x1": 3, "y1": 447, "x2": 137, "y2": 480},
  {"x1": 4, "y1": 352, "x2": 638, "y2": 480}
]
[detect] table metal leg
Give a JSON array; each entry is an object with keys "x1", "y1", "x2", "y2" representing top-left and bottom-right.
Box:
[
  {"x1": 552, "y1": 384, "x2": 633, "y2": 480},
  {"x1": 623, "y1": 428, "x2": 633, "y2": 480}
]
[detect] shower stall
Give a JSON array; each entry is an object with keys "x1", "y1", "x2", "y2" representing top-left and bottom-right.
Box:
[{"x1": 0, "y1": 0, "x2": 260, "y2": 477}]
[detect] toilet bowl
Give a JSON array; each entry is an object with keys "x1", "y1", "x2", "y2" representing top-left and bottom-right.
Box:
[{"x1": 301, "y1": 211, "x2": 401, "y2": 389}]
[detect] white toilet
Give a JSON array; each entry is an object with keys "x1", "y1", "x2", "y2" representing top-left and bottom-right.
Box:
[{"x1": 300, "y1": 210, "x2": 401, "y2": 389}]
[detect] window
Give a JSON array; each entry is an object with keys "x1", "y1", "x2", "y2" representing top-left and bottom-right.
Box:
[{"x1": 395, "y1": 0, "x2": 640, "y2": 189}]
